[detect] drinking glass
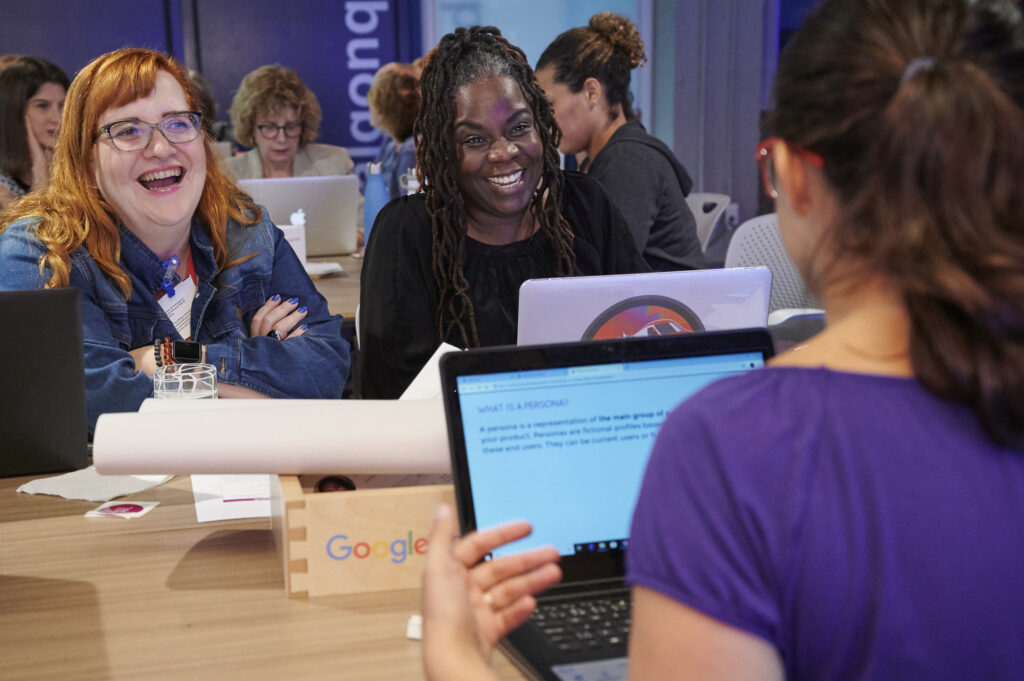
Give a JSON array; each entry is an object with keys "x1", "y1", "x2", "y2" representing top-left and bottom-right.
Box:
[{"x1": 153, "y1": 363, "x2": 218, "y2": 399}]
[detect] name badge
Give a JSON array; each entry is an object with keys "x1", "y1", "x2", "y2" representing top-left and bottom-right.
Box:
[{"x1": 157, "y1": 276, "x2": 196, "y2": 340}]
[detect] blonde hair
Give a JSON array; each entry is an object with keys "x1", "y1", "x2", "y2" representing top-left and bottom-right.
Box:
[
  {"x1": 0, "y1": 48, "x2": 259, "y2": 298},
  {"x1": 229, "y1": 65, "x2": 321, "y2": 147}
]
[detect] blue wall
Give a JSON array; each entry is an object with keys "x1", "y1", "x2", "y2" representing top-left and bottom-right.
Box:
[{"x1": 0, "y1": 0, "x2": 417, "y2": 162}]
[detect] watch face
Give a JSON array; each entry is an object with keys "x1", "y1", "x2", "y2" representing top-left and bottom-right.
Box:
[{"x1": 171, "y1": 340, "x2": 203, "y2": 364}]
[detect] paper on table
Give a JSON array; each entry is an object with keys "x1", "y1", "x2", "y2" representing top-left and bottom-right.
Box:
[
  {"x1": 191, "y1": 474, "x2": 272, "y2": 522},
  {"x1": 303, "y1": 261, "x2": 343, "y2": 277},
  {"x1": 17, "y1": 465, "x2": 172, "y2": 502},
  {"x1": 92, "y1": 399, "x2": 449, "y2": 475},
  {"x1": 400, "y1": 342, "x2": 460, "y2": 400}
]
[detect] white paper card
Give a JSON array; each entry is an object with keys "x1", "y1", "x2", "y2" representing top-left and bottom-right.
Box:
[
  {"x1": 157, "y1": 275, "x2": 196, "y2": 340},
  {"x1": 191, "y1": 474, "x2": 272, "y2": 522}
]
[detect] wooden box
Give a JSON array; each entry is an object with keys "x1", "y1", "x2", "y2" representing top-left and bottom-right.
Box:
[{"x1": 270, "y1": 475, "x2": 455, "y2": 598}]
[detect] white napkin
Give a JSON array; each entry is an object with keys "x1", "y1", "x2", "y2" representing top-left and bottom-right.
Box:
[{"x1": 17, "y1": 465, "x2": 172, "y2": 502}]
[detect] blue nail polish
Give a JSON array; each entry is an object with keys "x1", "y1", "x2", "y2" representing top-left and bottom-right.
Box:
[
  {"x1": 300, "y1": 324, "x2": 309, "y2": 331},
  {"x1": 298, "y1": 306, "x2": 308, "y2": 314},
  {"x1": 271, "y1": 293, "x2": 280, "y2": 302},
  {"x1": 287, "y1": 297, "x2": 298, "y2": 305}
]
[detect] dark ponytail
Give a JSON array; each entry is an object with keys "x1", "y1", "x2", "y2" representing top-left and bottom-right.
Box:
[{"x1": 771, "y1": 0, "x2": 1024, "y2": 448}]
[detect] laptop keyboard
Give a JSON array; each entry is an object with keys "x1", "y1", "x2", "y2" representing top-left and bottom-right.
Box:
[{"x1": 530, "y1": 596, "x2": 631, "y2": 654}]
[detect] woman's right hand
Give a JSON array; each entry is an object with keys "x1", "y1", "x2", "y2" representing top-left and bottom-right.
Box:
[
  {"x1": 421, "y1": 504, "x2": 562, "y2": 681},
  {"x1": 250, "y1": 294, "x2": 309, "y2": 340}
]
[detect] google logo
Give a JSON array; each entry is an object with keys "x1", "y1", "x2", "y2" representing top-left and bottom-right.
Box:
[{"x1": 326, "y1": 531, "x2": 428, "y2": 564}]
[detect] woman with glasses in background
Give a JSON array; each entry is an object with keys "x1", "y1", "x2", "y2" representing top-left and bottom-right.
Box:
[
  {"x1": 0, "y1": 56, "x2": 69, "y2": 210},
  {"x1": 225, "y1": 64, "x2": 353, "y2": 179},
  {"x1": 0, "y1": 48, "x2": 349, "y2": 435},
  {"x1": 421, "y1": 0, "x2": 1024, "y2": 678}
]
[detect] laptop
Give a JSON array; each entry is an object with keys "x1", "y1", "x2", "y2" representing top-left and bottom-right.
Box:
[
  {"x1": 440, "y1": 329, "x2": 775, "y2": 681},
  {"x1": 517, "y1": 267, "x2": 772, "y2": 345},
  {"x1": 0, "y1": 288, "x2": 89, "y2": 476},
  {"x1": 237, "y1": 175, "x2": 360, "y2": 256}
]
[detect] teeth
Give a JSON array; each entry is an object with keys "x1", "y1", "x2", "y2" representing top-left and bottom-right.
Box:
[
  {"x1": 488, "y1": 170, "x2": 523, "y2": 187},
  {"x1": 139, "y1": 168, "x2": 182, "y2": 182}
]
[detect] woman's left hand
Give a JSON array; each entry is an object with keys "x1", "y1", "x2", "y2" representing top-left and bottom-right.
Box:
[
  {"x1": 250, "y1": 294, "x2": 309, "y2": 340},
  {"x1": 421, "y1": 503, "x2": 562, "y2": 681},
  {"x1": 24, "y1": 111, "x2": 52, "y2": 191}
]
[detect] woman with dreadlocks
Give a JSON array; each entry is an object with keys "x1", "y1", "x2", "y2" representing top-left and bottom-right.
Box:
[{"x1": 359, "y1": 26, "x2": 647, "y2": 399}]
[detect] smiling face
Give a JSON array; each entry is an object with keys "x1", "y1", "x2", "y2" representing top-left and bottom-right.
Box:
[
  {"x1": 453, "y1": 75, "x2": 543, "y2": 238},
  {"x1": 534, "y1": 66, "x2": 594, "y2": 156},
  {"x1": 24, "y1": 81, "x2": 66, "y2": 151},
  {"x1": 253, "y1": 104, "x2": 301, "y2": 171},
  {"x1": 92, "y1": 70, "x2": 206, "y2": 249}
]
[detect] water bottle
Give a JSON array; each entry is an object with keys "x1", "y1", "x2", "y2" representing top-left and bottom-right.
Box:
[{"x1": 363, "y1": 162, "x2": 389, "y2": 253}]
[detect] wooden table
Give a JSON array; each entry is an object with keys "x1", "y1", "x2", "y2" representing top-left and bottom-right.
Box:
[
  {"x1": 0, "y1": 474, "x2": 526, "y2": 681},
  {"x1": 309, "y1": 254, "x2": 362, "y2": 321}
]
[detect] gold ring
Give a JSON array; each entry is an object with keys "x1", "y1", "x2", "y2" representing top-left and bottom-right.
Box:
[{"x1": 482, "y1": 591, "x2": 495, "y2": 608}]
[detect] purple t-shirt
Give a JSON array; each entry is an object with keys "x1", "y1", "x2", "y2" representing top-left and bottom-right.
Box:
[{"x1": 628, "y1": 367, "x2": 1024, "y2": 679}]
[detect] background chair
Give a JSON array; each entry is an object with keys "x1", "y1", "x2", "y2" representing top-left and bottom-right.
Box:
[
  {"x1": 724, "y1": 213, "x2": 821, "y2": 314},
  {"x1": 685, "y1": 192, "x2": 731, "y2": 252}
]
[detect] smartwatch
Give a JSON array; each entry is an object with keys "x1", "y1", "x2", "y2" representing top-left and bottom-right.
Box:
[{"x1": 170, "y1": 340, "x2": 203, "y2": 364}]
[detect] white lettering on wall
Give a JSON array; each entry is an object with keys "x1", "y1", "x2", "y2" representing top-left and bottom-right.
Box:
[
  {"x1": 345, "y1": 2, "x2": 388, "y2": 33},
  {"x1": 344, "y1": 0, "x2": 389, "y2": 161}
]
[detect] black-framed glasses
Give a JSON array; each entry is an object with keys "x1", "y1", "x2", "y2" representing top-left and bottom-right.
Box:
[
  {"x1": 755, "y1": 137, "x2": 825, "y2": 199},
  {"x1": 96, "y1": 111, "x2": 203, "y2": 151},
  {"x1": 255, "y1": 121, "x2": 302, "y2": 140}
]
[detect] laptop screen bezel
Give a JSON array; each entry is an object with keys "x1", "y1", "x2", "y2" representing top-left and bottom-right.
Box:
[{"x1": 440, "y1": 328, "x2": 775, "y2": 584}]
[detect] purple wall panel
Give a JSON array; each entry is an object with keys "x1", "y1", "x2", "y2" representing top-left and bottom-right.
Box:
[
  {"x1": 195, "y1": 0, "x2": 398, "y2": 162},
  {"x1": 0, "y1": 0, "x2": 175, "y2": 80}
]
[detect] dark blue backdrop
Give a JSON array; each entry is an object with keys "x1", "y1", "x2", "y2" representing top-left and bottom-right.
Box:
[{"x1": 0, "y1": 0, "x2": 421, "y2": 163}]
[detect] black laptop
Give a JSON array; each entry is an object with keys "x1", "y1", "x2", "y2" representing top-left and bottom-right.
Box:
[
  {"x1": 0, "y1": 288, "x2": 89, "y2": 476},
  {"x1": 440, "y1": 329, "x2": 775, "y2": 681}
]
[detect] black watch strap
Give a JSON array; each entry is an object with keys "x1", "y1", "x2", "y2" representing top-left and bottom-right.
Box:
[{"x1": 171, "y1": 340, "x2": 203, "y2": 364}]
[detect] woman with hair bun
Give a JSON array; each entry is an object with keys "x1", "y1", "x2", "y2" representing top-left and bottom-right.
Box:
[
  {"x1": 536, "y1": 12, "x2": 704, "y2": 271},
  {"x1": 421, "y1": 1, "x2": 1024, "y2": 678}
]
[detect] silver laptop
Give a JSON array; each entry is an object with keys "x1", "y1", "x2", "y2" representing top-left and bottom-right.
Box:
[
  {"x1": 238, "y1": 175, "x2": 360, "y2": 256},
  {"x1": 440, "y1": 330, "x2": 775, "y2": 681},
  {"x1": 517, "y1": 267, "x2": 772, "y2": 345}
]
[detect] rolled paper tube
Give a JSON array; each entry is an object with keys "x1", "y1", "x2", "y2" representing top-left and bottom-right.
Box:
[{"x1": 92, "y1": 399, "x2": 450, "y2": 475}]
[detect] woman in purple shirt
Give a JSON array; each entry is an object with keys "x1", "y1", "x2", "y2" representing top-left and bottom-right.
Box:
[{"x1": 418, "y1": 0, "x2": 1024, "y2": 679}]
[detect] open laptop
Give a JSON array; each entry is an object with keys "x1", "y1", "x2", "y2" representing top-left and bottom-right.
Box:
[
  {"x1": 238, "y1": 175, "x2": 360, "y2": 255},
  {"x1": 517, "y1": 267, "x2": 771, "y2": 345},
  {"x1": 440, "y1": 329, "x2": 775, "y2": 681},
  {"x1": 0, "y1": 288, "x2": 89, "y2": 476}
]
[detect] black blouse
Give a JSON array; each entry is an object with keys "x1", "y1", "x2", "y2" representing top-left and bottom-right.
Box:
[{"x1": 358, "y1": 171, "x2": 649, "y2": 399}]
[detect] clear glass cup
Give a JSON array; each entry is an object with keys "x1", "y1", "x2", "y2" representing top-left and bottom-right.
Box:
[{"x1": 153, "y1": 363, "x2": 218, "y2": 399}]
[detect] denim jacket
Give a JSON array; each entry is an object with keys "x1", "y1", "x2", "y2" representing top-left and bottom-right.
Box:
[{"x1": 0, "y1": 210, "x2": 350, "y2": 434}]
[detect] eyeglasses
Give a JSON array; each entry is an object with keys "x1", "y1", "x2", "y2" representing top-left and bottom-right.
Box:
[
  {"x1": 255, "y1": 122, "x2": 302, "y2": 139},
  {"x1": 97, "y1": 111, "x2": 203, "y2": 152},
  {"x1": 755, "y1": 137, "x2": 825, "y2": 199}
]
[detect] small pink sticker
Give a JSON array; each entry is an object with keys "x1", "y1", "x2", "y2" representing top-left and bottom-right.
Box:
[{"x1": 103, "y1": 503, "x2": 144, "y2": 514}]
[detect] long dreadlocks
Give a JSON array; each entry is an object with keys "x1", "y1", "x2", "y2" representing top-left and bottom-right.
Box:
[{"x1": 415, "y1": 26, "x2": 575, "y2": 348}]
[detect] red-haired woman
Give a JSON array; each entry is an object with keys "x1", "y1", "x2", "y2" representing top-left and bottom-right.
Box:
[{"x1": 0, "y1": 48, "x2": 349, "y2": 434}]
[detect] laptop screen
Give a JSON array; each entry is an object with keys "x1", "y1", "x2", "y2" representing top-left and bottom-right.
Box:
[{"x1": 451, "y1": 346, "x2": 766, "y2": 560}]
